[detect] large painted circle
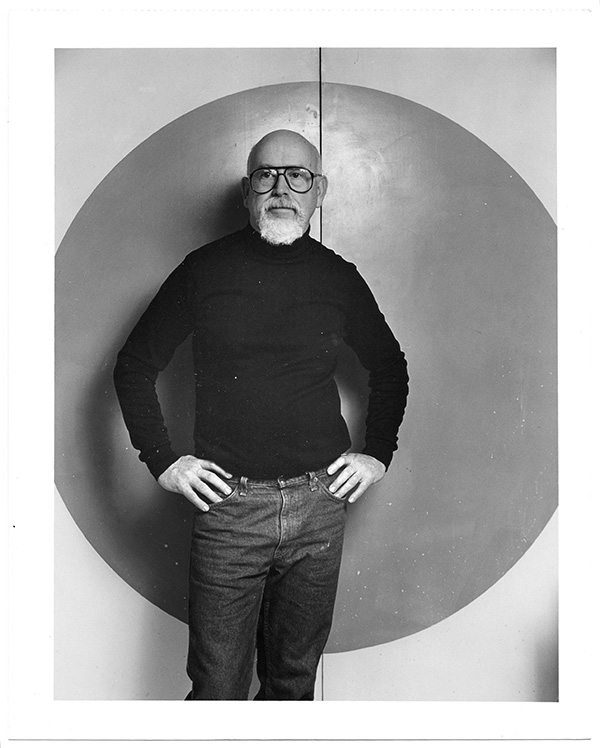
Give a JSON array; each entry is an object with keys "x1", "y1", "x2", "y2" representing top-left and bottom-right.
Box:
[{"x1": 55, "y1": 82, "x2": 557, "y2": 653}]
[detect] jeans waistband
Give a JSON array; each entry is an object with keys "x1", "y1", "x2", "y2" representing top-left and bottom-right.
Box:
[{"x1": 229, "y1": 467, "x2": 330, "y2": 489}]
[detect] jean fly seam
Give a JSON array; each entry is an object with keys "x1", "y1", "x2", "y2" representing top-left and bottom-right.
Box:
[{"x1": 273, "y1": 486, "x2": 286, "y2": 559}]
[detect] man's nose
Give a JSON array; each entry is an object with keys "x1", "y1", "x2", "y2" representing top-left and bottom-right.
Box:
[{"x1": 271, "y1": 172, "x2": 289, "y2": 195}]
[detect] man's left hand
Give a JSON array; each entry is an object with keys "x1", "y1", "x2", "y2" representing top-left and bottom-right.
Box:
[{"x1": 326, "y1": 453, "x2": 386, "y2": 503}]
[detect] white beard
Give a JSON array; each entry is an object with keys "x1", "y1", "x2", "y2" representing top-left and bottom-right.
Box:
[{"x1": 256, "y1": 199, "x2": 308, "y2": 245}]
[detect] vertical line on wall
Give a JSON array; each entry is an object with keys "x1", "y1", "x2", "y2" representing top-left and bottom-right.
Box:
[
  {"x1": 318, "y1": 46, "x2": 323, "y2": 244},
  {"x1": 318, "y1": 46, "x2": 325, "y2": 701}
]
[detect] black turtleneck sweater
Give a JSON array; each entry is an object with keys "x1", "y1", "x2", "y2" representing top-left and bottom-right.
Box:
[{"x1": 113, "y1": 225, "x2": 409, "y2": 480}]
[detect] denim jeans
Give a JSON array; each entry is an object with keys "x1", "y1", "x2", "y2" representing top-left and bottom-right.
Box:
[{"x1": 185, "y1": 468, "x2": 347, "y2": 700}]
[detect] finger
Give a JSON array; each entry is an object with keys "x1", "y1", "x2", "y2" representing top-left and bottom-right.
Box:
[
  {"x1": 198, "y1": 469, "x2": 234, "y2": 497},
  {"x1": 327, "y1": 455, "x2": 348, "y2": 475},
  {"x1": 334, "y1": 472, "x2": 362, "y2": 499},
  {"x1": 202, "y1": 460, "x2": 233, "y2": 479},
  {"x1": 187, "y1": 475, "x2": 225, "y2": 505},
  {"x1": 347, "y1": 482, "x2": 369, "y2": 504},
  {"x1": 181, "y1": 485, "x2": 210, "y2": 513},
  {"x1": 329, "y1": 467, "x2": 356, "y2": 494}
]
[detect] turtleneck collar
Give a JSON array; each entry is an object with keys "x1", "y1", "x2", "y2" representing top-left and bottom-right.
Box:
[{"x1": 242, "y1": 223, "x2": 313, "y2": 263}]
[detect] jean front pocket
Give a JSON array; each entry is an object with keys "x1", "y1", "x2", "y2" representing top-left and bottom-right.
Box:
[
  {"x1": 208, "y1": 479, "x2": 243, "y2": 509},
  {"x1": 314, "y1": 473, "x2": 348, "y2": 504}
]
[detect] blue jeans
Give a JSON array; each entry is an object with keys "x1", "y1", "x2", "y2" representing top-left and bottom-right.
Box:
[{"x1": 185, "y1": 468, "x2": 347, "y2": 700}]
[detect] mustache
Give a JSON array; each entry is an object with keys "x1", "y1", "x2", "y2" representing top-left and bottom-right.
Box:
[{"x1": 264, "y1": 198, "x2": 298, "y2": 212}]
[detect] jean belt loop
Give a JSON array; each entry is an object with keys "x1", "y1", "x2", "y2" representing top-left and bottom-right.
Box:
[
  {"x1": 239, "y1": 476, "x2": 248, "y2": 497},
  {"x1": 308, "y1": 471, "x2": 318, "y2": 492}
]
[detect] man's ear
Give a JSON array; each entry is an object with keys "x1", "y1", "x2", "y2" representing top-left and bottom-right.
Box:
[
  {"x1": 315, "y1": 175, "x2": 328, "y2": 208},
  {"x1": 241, "y1": 177, "x2": 250, "y2": 205}
]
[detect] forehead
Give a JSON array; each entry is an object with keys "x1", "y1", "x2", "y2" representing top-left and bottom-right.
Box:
[{"x1": 249, "y1": 133, "x2": 319, "y2": 172}]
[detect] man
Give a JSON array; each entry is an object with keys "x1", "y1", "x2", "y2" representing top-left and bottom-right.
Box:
[{"x1": 114, "y1": 129, "x2": 409, "y2": 700}]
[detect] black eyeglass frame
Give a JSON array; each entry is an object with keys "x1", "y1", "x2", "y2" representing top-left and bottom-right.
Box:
[{"x1": 248, "y1": 166, "x2": 323, "y2": 194}]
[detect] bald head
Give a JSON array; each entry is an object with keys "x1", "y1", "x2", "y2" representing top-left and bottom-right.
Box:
[{"x1": 246, "y1": 130, "x2": 322, "y2": 176}]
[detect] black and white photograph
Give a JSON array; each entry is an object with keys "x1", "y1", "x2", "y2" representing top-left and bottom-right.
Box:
[
  {"x1": 54, "y1": 46, "x2": 558, "y2": 702},
  {"x1": 5, "y1": 2, "x2": 597, "y2": 743}
]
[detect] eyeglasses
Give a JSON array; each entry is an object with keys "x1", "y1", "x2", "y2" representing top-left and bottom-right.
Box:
[{"x1": 248, "y1": 166, "x2": 321, "y2": 194}]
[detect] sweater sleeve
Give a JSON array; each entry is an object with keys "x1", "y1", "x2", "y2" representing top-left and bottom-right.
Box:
[
  {"x1": 113, "y1": 258, "x2": 195, "y2": 479},
  {"x1": 343, "y1": 268, "x2": 409, "y2": 469}
]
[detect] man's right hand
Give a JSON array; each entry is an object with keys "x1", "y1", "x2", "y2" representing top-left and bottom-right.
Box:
[{"x1": 158, "y1": 455, "x2": 234, "y2": 512}]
